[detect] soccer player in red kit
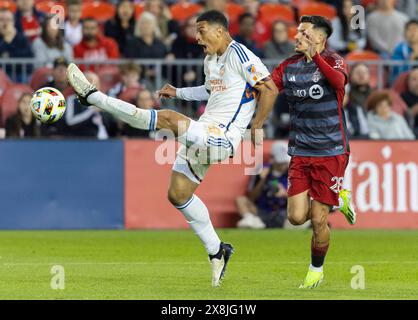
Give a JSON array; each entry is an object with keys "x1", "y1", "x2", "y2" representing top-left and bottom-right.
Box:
[{"x1": 271, "y1": 15, "x2": 356, "y2": 288}]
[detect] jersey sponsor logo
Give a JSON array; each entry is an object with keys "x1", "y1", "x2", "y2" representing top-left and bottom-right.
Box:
[
  {"x1": 210, "y1": 79, "x2": 227, "y2": 93},
  {"x1": 309, "y1": 84, "x2": 324, "y2": 100},
  {"x1": 293, "y1": 89, "x2": 307, "y2": 98}
]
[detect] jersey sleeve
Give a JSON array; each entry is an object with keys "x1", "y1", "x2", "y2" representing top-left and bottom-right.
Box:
[
  {"x1": 326, "y1": 53, "x2": 349, "y2": 84},
  {"x1": 231, "y1": 45, "x2": 270, "y2": 87},
  {"x1": 271, "y1": 63, "x2": 285, "y2": 93}
]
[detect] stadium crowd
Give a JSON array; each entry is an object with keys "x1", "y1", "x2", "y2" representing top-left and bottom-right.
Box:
[{"x1": 0, "y1": 0, "x2": 418, "y2": 140}]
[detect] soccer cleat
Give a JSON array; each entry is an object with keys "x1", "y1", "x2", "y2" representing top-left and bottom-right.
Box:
[
  {"x1": 299, "y1": 268, "x2": 324, "y2": 289},
  {"x1": 339, "y1": 189, "x2": 356, "y2": 225},
  {"x1": 209, "y1": 242, "x2": 234, "y2": 287},
  {"x1": 66, "y1": 63, "x2": 97, "y2": 105}
]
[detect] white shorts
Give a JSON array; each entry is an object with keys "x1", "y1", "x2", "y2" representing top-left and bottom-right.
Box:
[{"x1": 172, "y1": 120, "x2": 238, "y2": 184}]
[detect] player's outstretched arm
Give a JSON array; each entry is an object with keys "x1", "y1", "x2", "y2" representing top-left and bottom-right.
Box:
[
  {"x1": 251, "y1": 76, "x2": 279, "y2": 146},
  {"x1": 157, "y1": 84, "x2": 210, "y2": 101}
]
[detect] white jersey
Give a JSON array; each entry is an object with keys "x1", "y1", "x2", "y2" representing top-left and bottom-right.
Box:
[{"x1": 199, "y1": 41, "x2": 270, "y2": 149}]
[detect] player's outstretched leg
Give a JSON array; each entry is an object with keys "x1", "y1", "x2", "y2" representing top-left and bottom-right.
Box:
[
  {"x1": 168, "y1": 171, "x2": 234, "y2": 287},
  {"x1": 299, "y1": 200, "x2": 329, "y2": 289},
  {"x1": 67, "y1": 63, "x2": 190, "y2": 137}
]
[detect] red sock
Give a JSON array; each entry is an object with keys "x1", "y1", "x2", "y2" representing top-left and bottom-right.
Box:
[{"x1": 311, "y1": 238, "x2": 329, "y2": 268}]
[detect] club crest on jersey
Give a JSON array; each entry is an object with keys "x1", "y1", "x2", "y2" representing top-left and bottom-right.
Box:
[{"x1": 312, "y1": 69, "x2": 321, "y2": 83}]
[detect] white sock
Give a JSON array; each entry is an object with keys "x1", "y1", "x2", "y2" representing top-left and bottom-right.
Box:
[
  {"x1": 87, "y1": 91, "x2": 157, "y2": 130},
  {"x1": 309, "y1": 264, "x2": 323, "y2": 272},
  {"x1": 175, "y1": 194, "x2": 221, "y2": 256}
]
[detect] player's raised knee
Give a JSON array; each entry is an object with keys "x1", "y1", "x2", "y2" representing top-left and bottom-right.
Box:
[
  {"x1": 287, "y1": 214, "x2": 306, "y2": 226},
  {"x1": 167, "y1": 187, "x2": 193, "y2": 207}
]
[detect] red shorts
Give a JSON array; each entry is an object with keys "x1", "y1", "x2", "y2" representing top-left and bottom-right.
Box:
[{"x1": 287, "y1": 154, "x2": 349, "y2": 206}]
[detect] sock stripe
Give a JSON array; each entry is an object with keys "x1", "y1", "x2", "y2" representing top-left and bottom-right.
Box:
[
  {"x1": 149, "y1": 110, "x2": 156, "y2": 131},
  {"x1": 175, "y1": 195, "x2": 195, "y2": 210}
]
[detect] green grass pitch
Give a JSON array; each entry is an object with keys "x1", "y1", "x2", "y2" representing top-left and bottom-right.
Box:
[{"x1": 0, "y1": 229, "x2": 417, "y2": 300}]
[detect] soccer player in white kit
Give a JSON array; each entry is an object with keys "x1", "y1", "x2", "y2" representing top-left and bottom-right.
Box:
[{"x1": 67, "y1": 10, "x2": 278, "y2": 287}]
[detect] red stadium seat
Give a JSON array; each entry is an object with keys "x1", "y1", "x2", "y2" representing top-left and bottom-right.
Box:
[
  {"x1": 170, "y1": 3, "x2": 203, "y2": 23},
  {"x1": 35, "y1": 1, "x2": 64, "y2": 14},
  {"x1": 96, "y1": 65, "x2": 121, "y2": 94},
  {"x1": 81, "y1": 1, "x2": 116, "y2": 23},
  {"x1": 389, "y1": 89, "x2": 408, "y2": 116},
  {"x1": 291, "y1": 0, "x2": 316, "y2": 9},
  {"x1": 346, "y1": 50, "x2": 382, "y2": 88},
  {"x1": 30, "y1": 67, "x2": 53, "y2": 90},
  {"x1": 298, "y1": 3, "x2": 337, "y2": 20},
  {"x1": 288, "y1": 25, "x2": 298, "y2": 40},
  {"x1": 392, "y1": 71, "x2": 410, "y2": 95},
  {"x1": 259, "y1": 4, "x2": 295, "y2": 25},
  {"x1": 0, "y1": 84, "x2": 33, "y2": 126},
  {"x1": 226, "y1": 2, "x2": 245, "y2": 22},
  {"x1": 134, "y1": 3, "x2": 145, "y2": 18},
  {"x1": 0, "y1": 0, "x2": 16, "y2": 13},
  {"x1": 0, "y1": 68, "x2": 12, "y2": 98}
]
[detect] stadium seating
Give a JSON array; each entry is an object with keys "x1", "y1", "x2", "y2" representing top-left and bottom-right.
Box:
[
  {"x1": 29, "y1": 67, "x2": 53, "y2": 90},
  {"x1": 0, "y1": 68, "x2": 12, "y2": 98},
  {"x1": 298, "y1": 3, "x2": 337, "y2": 20},
  {"x1": 170, "y1": 2, "x2": 203, "y2": 23},
  {"x1": 346, "y1": 50, "x2": 383, "y2": 88},
  {"x1": 81, "y1": 1, "x2": 116, "y2": 23},
  {"x1": 96, "y1": 65, "x2": 122, "y2": 94},
  {"x1": 0, "y1": 84, "x2": 33, "y2": 126},
  {"x1": 389, "y1": 89, "x2": 409, "y2": 116},
  {"x1": 392, "y1": 71, "x2": 410, "y2": 95},
  {"x1": 0, "y1": 0, "x2": 16, "y2": 12},
  {"x1": 259, "y1": 4, "x2": 295, "y2": 25},
  {"x1": 134, "y1": 2, "x2": 145, "y2": 18},
  {"x1": 35, "y1": 1, "x2": 64, "y2": 14}
]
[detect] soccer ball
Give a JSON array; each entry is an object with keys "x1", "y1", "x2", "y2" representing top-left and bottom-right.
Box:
[{"x1": 30, "y1": 87, "x2": 66, "y2": 124}]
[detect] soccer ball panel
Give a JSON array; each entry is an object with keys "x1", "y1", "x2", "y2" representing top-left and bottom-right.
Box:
[{"x1": 30, "y1": 87, "x2": 66, "y2": 124}]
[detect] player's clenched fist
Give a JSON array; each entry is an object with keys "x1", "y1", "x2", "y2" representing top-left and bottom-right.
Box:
[{"x1": 157, "y1": 84, "x2": 177, "y2": 99}]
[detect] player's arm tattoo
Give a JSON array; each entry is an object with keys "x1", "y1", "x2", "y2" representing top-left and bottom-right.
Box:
[{"x1": 252, "y1": 76, "x2": 279, "y2": 129}]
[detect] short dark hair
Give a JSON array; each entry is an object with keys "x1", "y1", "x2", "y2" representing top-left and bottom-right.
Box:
[
  {"x1": 300, "y1": 15, "x2": 333, "y2": 39},
  {"x1": 406, "y1": 19, "x2": 418, "y2": 30},
  {"x1": 196, "y1": 10, "x2": 228, "y2": 30},
  {"x1": 238, "y1": 12, "x2": 254, "y2": 25}
]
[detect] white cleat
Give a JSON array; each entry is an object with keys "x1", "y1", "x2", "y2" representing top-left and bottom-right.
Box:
[
  {"x1": 209, "y1": 242, "x2": 234, "y2": 287},
  {"x1": 66, "y1": 63, "x2": 97, "y2": 101}
]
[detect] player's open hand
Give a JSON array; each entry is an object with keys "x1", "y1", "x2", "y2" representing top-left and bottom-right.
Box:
[
  {"x1": 157, "y1": 84, "x2": 177, "y2": 99},
  {"x1": 302, "y1": 29, "x2": 319, "y2": 59}
]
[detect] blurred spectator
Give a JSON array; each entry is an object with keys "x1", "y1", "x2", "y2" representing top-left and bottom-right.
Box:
[
  {"x1": 145, "y1": 0, "x2": 180, "y2": 48},
  {"x1": 397, "y1": 0, "x2": 418, "y2": 19},
  {"x1": 344, "y1": 89, "x2": 369, "y2": 139},
  {"x1": 15, "y1": 0, "x2": 45, "y2": 42},
  {"x1": 64, "y1": 0, "x2": 83, "y2": 46},
  {"x1": 0, "y1": 9, "x2": 33, "y2": 81},
  {"x1": 65, "y1": 72, "x2": 117, "y2": 139},
  {"x1": 234, "y1": 13, "x2": 263, "y2": 58},
  {"x1": 124, "y1": 12, "x2": 168, "y2": 59},
  {"x1": 108, "y1": 61, "x2": 144, "y2": 98},
  {"x1": 263, "y1": 21, "x2": 294, "y2": 61},
  {"x1": 401, "y1": 68, "x2": 418, "y2": 136},
  {"x1": 349, "y1": 63, "x2": 373, "y2": 110},
  {"x1": 367, "y1": 0, "x2": 409, "y2": 57},
  {"x1": 32, "y1": 15, "x2": 73, "y2": 68},
  {"x1": 367, "y1": 90, "x2": 415, "y2": 139},
  {"x1": 235, "y1": 141, "x2": 290, "y2": 229},
  {"x1": 74, "y1": 18, "x2": 120, "y2": 69},
  {"x1": 169, "y1": 16, "x2": 204, "y2": 87},
  {"x1": 391, "y1": 19, "x2": 418, "y2": 83},
  {"x1": 42, "y1": 57, "x2": 69, "y2": 93},
  {"x1": 329, "y1": 0, "x2": 367, "y2": 55},
  {"x1": 241, "y1": 0, "x2": 269, "y2": 48},
  {"x1": 104, "y1": 0, "x2": 135, "y2": 52},
  {"x1": 5, "y1": 92, "x2": 41, "y2": 138},
  {"x1": 119, "y1": 89, "x2": 155, "y2": 138}
]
